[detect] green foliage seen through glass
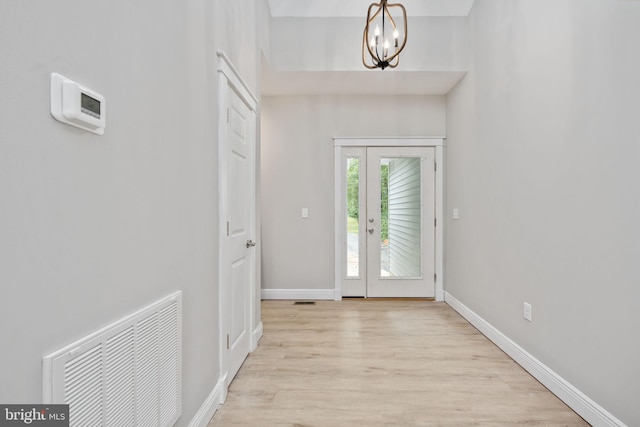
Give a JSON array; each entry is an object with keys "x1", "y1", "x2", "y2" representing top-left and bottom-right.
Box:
[
  {"x1": 346, "y1": 158, "x2": 389, "y2": 241},
  {"x1": 347, "y1": 159, "x2": 359, "y2": 219}
]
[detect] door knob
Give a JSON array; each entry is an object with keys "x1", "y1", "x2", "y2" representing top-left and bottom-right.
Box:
[
  {"x1": 368, "y1": 227, "x2": 374, "y2": 234},
  {"x1": 368, "y1": 218, "x2": 375, "y2": 223},
  {"x1": 246, "y1": 240, "x2": 256, "y2": 248}
]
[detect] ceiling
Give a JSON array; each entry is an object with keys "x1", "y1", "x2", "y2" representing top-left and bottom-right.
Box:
[
  {"x1": 263, "y1": 0, "x2": 474, "y2": 96},
  {"x1": 267, "y1": 0, "x2": 476, "y2": 18}
]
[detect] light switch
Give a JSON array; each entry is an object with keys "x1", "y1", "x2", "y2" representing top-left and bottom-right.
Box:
[
  {"x1": 301, "y1": 208, "x2": 309, "y2": 219},
  {"x1": 452, "y1": 208, "x2": 459, "y2": 220}
]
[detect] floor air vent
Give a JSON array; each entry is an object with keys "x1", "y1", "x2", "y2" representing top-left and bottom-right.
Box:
[
  {"x1": 43, "y1": 291, "x2": 182, "y2": 427},
  {"x1": 293, "y1": 301, "x2": 316, "y2": 305}
]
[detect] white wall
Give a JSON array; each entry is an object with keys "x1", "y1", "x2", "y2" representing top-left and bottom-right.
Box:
[
  {"x1": 269, "y1": 17, "x2": 468, "y2": 71},
  {"x1": 445, "y1": 0, "x2": 640, "y2": 425},
  {"x1": 260, "y1": 0, "x2": 272, "y2": 63},
  {"x1": 261, "y1": 95, "x2": 445, "y2": 291},
  {"x1": 0, "y1": 0, "x2": 261, "y2": 425},
  {"x1": 215, "y1": 0, "x2": 261, "y2": 94}
]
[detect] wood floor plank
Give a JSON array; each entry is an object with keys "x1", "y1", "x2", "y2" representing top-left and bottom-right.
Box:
[{"x1": 209, "y1": 300, "x2": 589, "y2": 426}]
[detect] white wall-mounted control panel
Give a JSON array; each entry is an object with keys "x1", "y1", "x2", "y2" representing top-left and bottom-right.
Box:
[{"x1": 51, "y1": 73, "x2": 105, "y2": 135}]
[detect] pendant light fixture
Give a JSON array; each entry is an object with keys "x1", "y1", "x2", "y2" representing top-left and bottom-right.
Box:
[{"x1": 362, "y1": 0, "x2": 408, "y2": 70}]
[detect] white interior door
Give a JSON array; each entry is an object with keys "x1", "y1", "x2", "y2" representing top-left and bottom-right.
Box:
[
  {"x1": 223, "y1": 85, "x2": 255, "y2": 381},
  {"x1": 342, "y1": 146, "x2": 435, "y2": 298}
]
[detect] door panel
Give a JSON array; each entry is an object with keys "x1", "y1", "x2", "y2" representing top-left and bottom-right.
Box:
[
  {"x1": 343, "y1": 148, "x2": 367, "y2": 297},
  {"x1": 366, "y1": 147, "x2": 435, "y2": 297},
  {"x1": 226, "y1": 86, "x2": 253, "y2": 380}
]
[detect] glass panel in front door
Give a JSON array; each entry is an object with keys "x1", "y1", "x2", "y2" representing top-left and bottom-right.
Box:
[
  {"x1": 379, "y1": 157, "x2": 422, "y2": 278},
  {"x1": 346, "y1": 157, "x2": 360, "y2": 278}
]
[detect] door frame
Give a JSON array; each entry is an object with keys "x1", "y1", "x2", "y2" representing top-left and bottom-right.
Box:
[
  {"x1": 333, "y1": 137, "x2": 445, "y2": 301},
  {"x1": 217, "y1": 51, "x2": 261, "y2": 393}
]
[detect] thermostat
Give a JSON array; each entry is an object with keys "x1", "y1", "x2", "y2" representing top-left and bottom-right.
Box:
[{"x1": 51, "y1": 73, "x2": 105, "y2": 135}]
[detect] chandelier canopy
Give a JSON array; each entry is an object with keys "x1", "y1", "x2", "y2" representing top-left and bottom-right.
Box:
[{"x1": 362, "y1": 0, "x2": 408, "y2": 70}]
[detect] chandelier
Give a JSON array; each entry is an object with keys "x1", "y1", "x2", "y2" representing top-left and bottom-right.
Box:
[{"x1": 362, "y1": 0, "x2": 408, "y2": 70}]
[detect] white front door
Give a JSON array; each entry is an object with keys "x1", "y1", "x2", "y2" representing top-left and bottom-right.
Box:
[
  {"x1": 223, "y1": 85, "x2": 255, "y2": 381},
  {"x1": 341, "y1": 146, "x2": 436, "y2": 298},
  {"x1": 366, "y1": 147, "x2": 435, "y2": 297}
]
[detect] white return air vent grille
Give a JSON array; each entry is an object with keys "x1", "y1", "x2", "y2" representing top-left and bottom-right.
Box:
[{"x1": 43, "y1": 291, "x2": 182, "y2": 427}]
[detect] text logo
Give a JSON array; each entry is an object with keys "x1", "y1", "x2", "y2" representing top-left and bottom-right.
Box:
[{"x1": 0, "y1": 405, "x2": 69, "y2": 426}]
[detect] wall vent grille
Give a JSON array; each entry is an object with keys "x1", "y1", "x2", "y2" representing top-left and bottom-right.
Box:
[{"x1": 43, "y1": 291, "x2": 182, "y2": 427}]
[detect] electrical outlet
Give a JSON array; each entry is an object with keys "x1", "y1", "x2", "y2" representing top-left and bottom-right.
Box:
[
  {"x1": 523, "y1": 302, "x2": 532, "y2": 322},
  {"x1": 301, "y1": 208, "x2": 309, "y2": 219}
]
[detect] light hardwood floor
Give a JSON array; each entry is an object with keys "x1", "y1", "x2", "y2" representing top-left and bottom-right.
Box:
[{"x1": 210, "y1": 299, "x2": 589, "y2": 426}]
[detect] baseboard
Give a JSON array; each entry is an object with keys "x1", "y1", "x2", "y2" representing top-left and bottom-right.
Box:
[
  {"x1": 251, "y1": 321, "x2": 263, "y2": 352},
  {"x1": 444, "y1": 292, "x2": 626, "y2": 427},
  {"x1": 261, "y1": 288, "x2": 335, "y2": 300},
  {"x1": 189, "y1": 321, "x2": 262, "y2": 427},
  {"x1": 188, "y1": 375, "x2": 227, "y2": 427}
]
